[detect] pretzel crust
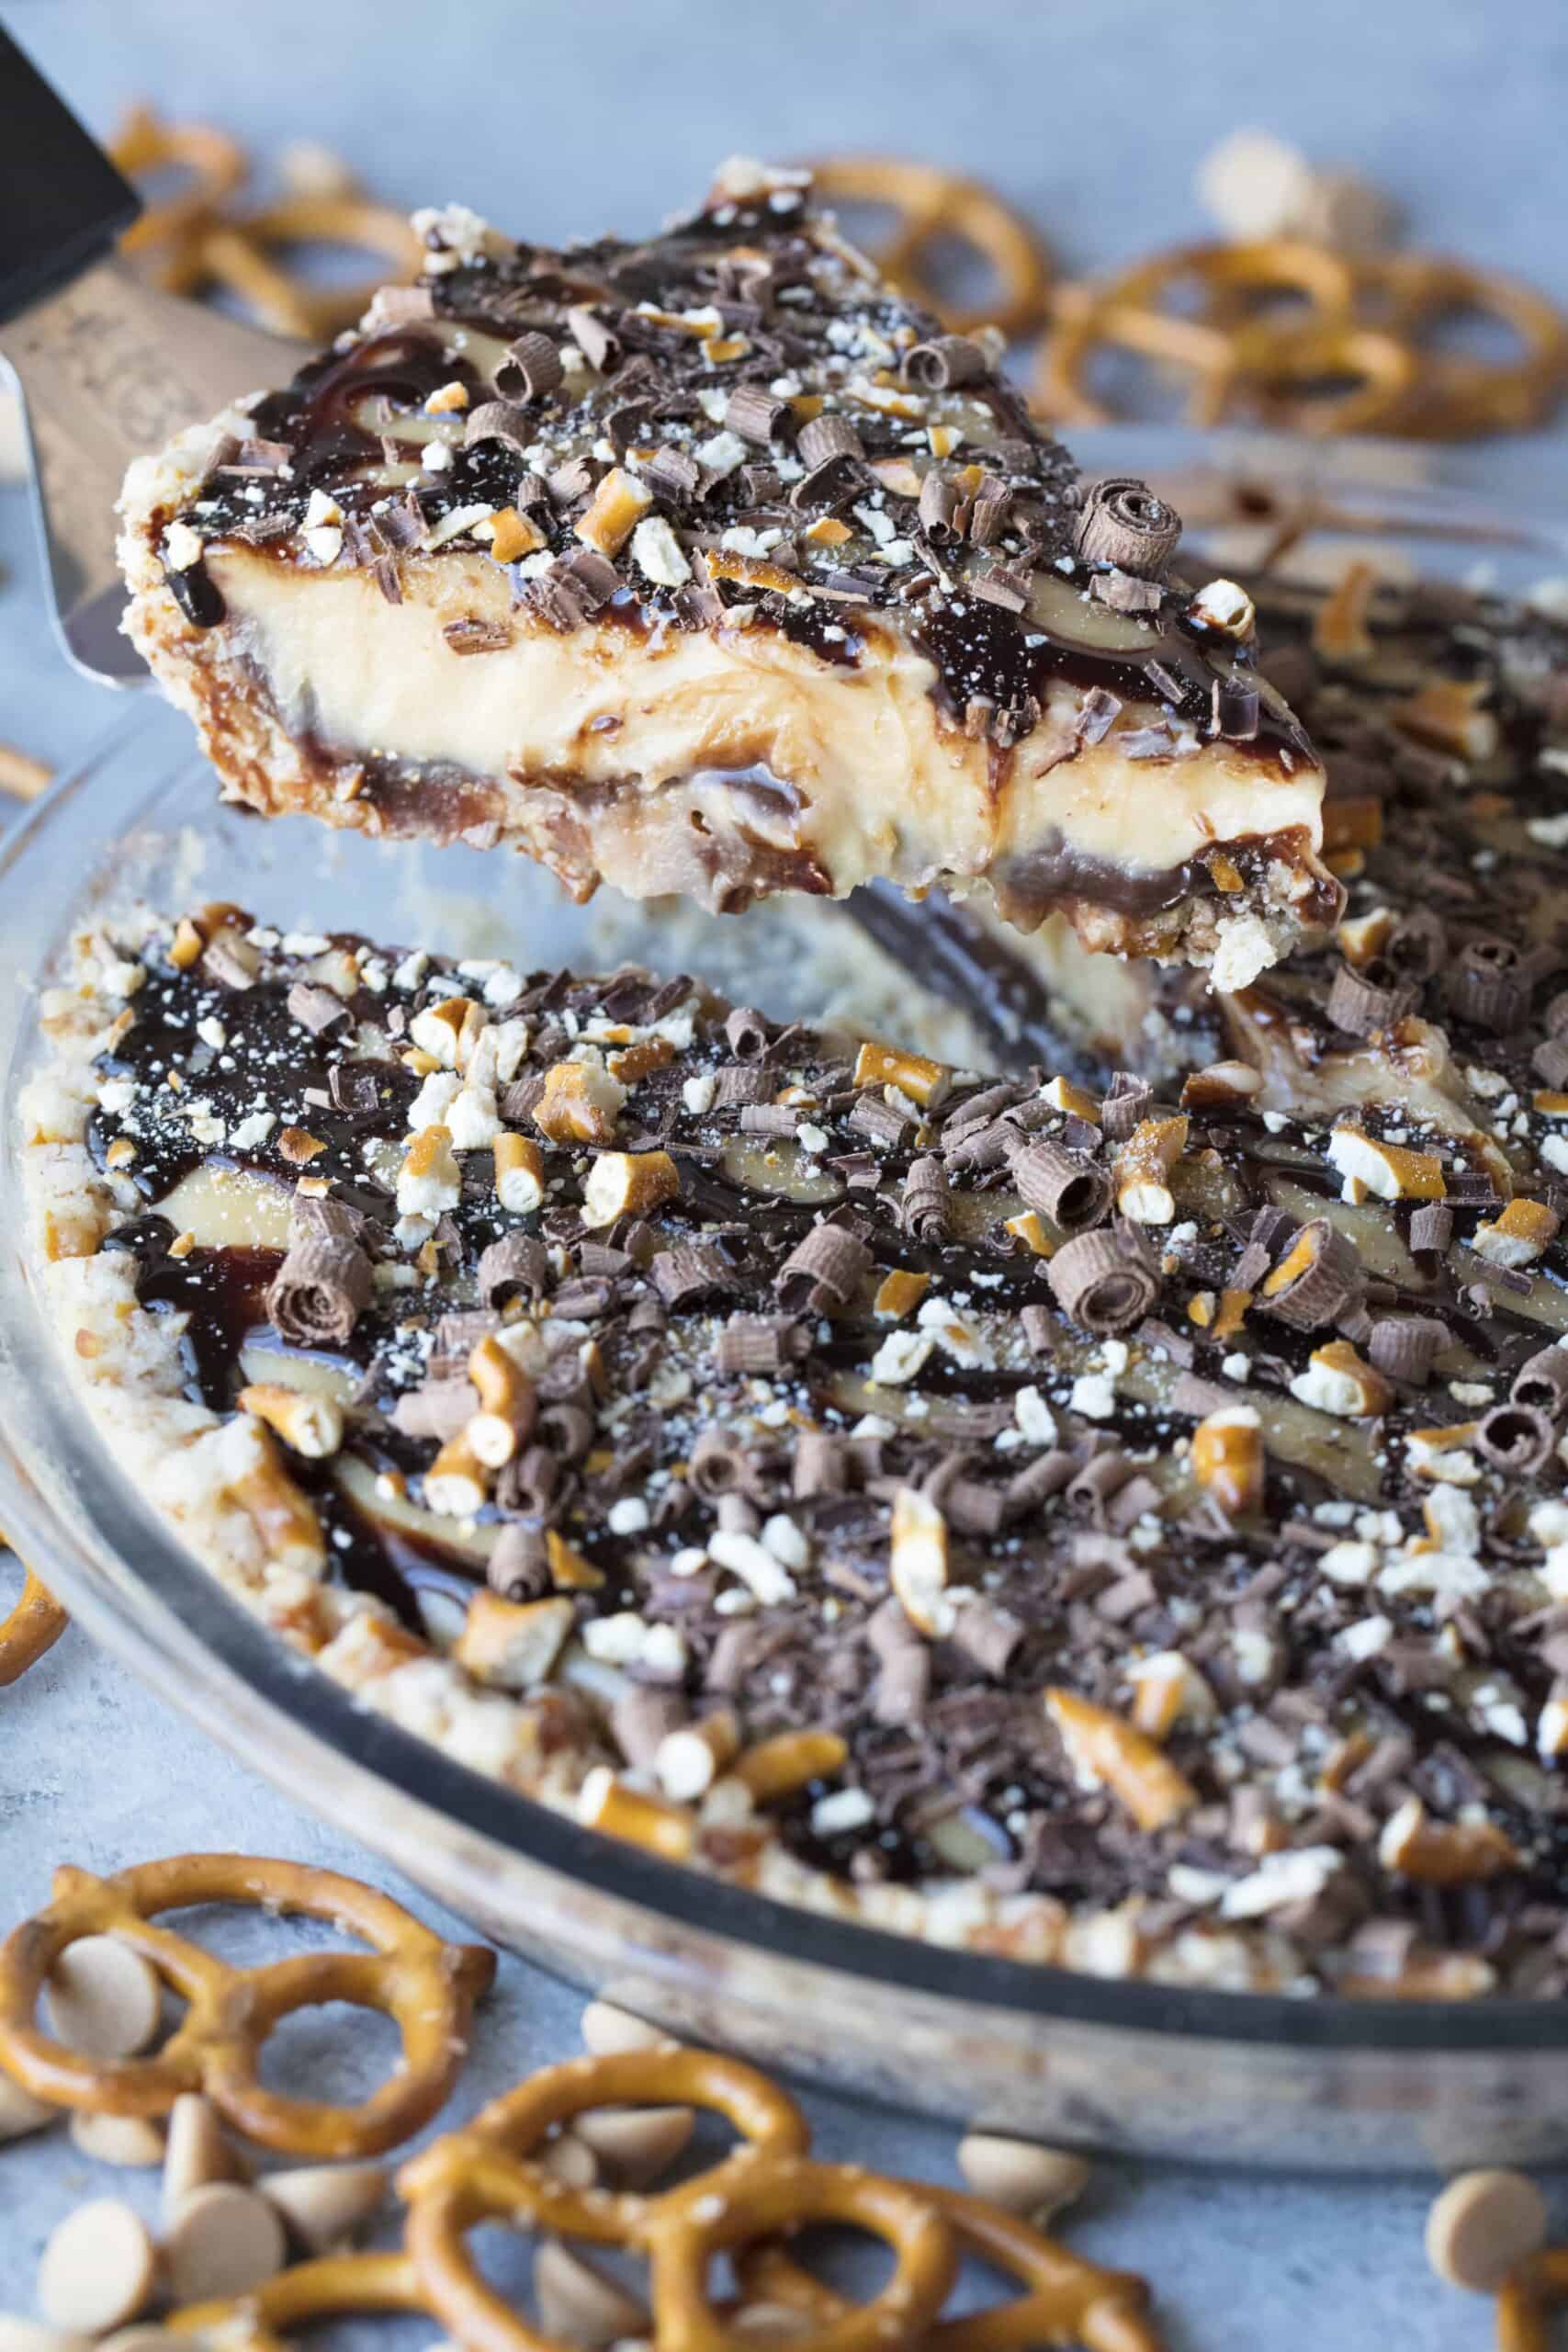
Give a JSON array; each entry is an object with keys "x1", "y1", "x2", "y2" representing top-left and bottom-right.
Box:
[
  {"x1": 0, "y1": 1855, "x2": 493, "y2": 2156},
  {"x1": 0, "y1": 1563, "x2": 67, "y2": 1688}
]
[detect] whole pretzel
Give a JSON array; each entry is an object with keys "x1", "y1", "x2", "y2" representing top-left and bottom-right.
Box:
[
  {"x1": 0, "y1": 1856, "x2": 493, "y2": 2156},
  {"x1": 739, "y1": 2185, "x2": 1166, "y2": 2351},
  {"x1": 0, "y1": 1561, "x2": 67, "y2": 1688},
  {"x1": 807, "y1": 156, "x2": 1053, "y2": 339},
  {"x1": 110, "y1": 104, "x2": 249, "y2": 266},
  {"x1": 652, "y1": 2155, "x2": 958, "y2": 2352},
  {"x1": 167, "y1": 2251, "x2": 431, "y2": 2349},
  {"x1": 1363, "y1": 253, "x2": 1568, "y2": 435},
  {"x1": 164, "y1": 196, "x2": 423, "y2": 341},
  {"x1": 400, "y1": 2044, "x2": 813, "y2": 2352},
  {"x1": 1498, "y1": 2248, "x2": 1568, "y2": 2352}
]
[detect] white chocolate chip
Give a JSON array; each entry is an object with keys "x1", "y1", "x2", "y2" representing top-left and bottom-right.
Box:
[
  {"x1": 163, "y1": 2182, "x2": 288, "y2": 2302},
  {"x1": 260, "y1": 2161, "x2": 388, "y2": 2252},
  {"x1": 580, "y1": 2000, "x2": 679, "y2": 2056},
  {"x1": 534, "y1": 2241, "x2": 651, "y2": 2346},
  {"x1": 67, "y1": 2111, "x2": 165, "y2": 2166},
  {"x1": 38, "y1": 2200, "x2": 157, "y2": 2333},
  {"x1": 1425, "y1": 2167, "x2": 1547, "y2": 2292},
  {"x1": 162, "y1": 2091, "x2": 243, "y2": 2227},
  {"x1": 42, "y1": 1937, "x2": 161, "y2": 2059},
  {"x1": 956, "y1": 2132, "x2": 1091, "y2": 2222}
]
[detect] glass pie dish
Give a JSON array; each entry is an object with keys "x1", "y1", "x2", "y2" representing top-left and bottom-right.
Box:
[{"x1": 6, "y1": 424, "x2": 1568, "y2": 2175}]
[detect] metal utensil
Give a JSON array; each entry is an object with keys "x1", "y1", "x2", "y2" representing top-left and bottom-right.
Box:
[{"x1": 0, "y1": 30, "x2": 303, "y2": 684}]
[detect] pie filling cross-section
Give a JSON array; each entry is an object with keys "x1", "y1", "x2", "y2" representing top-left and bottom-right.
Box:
[
  {"x1": 118, "y1": 160, "x2": 1337, "y2": 990},
  {"x1": 21, "y1": 893, "x2": 1568, "y2": 1998}
]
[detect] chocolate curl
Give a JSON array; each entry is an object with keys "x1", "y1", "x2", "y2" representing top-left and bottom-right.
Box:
[
  {"x1": 918, "y1": 472, "x2": 963, "y2": 544},
  {"x1": 1385, "y1": 907, "x2": 1446, "y2": 982},
  {"x1": 1257, "y1": 1217, "x2": 1361, "y2": 1331},
  {"x1": 288, "y1": 1192, "x2": 361, "y2": 1243},
  {"x1": 1045, "y1": 1227, "x2": 1157, "y2": 1336},
  {"x1": 651, "y1": 1242, "x2": 731, "y2": 1309},
  {"x1": 796, "y1": 413, "x2": 863, "y2": 469},
  {"x1": 1009, "y1": 1138, "x2": 1111, "y2": 1233},
  {"x1": 1475, "y1": 1402, "x2": 1555, "y2": 1474},
  {"x1": 464, "y1": 400, "x2": 535, "y2": 457},
  {"x1": 1326, "y1": 959, "x2": 1416, "y2": 1039},
  {"x1": 265, "y1": 1235, "x2": 372, "y2": 1347},
  {"x1": 792, "y1": 1429, "x2": 850, "y2": 1499},
  {"x1": 774, "y1": 1223, "x2": 873, "y2": 1314},
  {"x1": 716, "y1": 1315, "x2": 808, "y2": 1375},
  {"x1": 725, "y1": 1005, "x2": 771, "y2": 1060},
  {"x1": 497, "y1": 1443, "x2": 559, "y2": 1516},
  {"x1": 487, "y1": 1521, "x2": 550, "y2": 1601},
  {"x1": 900, "y1": 1156, "x2": 951, "y2": 1243},
  {"x1": 725, "y1": 383, "x2": 788, "y2": 444},
  {"x1": 902, "y1": 334, "x2": 987, "y2": 390},
  {"x1": 536, "y1": 1400, "x2": 594, "y2": 1461},
  {"x1": 1100, "y1": 1073, "x2": 1151, "y2": 1144},
  {"x1": 1408, "y1": 1202, "x2": 1454, "y2": 1259},
  {"x1": 1367, "y1": 1317, "x2": 1447, "y2": 1387},
  {"x1": 477, "y1": 1234, "x2": 548, "y2": 1308},
  {"x1": 494, "y1": 330, "x2": 563, "y2": 401},
  {"x1": 567, "y1": 304, "x2": 620, "y2": 372},
  {"x1": 1446, "y1": 938, "x2": 1530, "y2": 1034},
  {"x1": 1003, "y1": 1448, "x2": 1077, "y2": 1519},
  {"x1": 1510, "y1": 1348, "x2": 1568, "y2": 1421},
  {"x1": 689, "y1": 1426, "x2": 756, "y2": 1498},
  {"x1": 1072, "y1": 477, "x2": 1181, "y2": 579},
  {"x1": 966, "y1": 477, "x2": 1012, "y2": 547}
]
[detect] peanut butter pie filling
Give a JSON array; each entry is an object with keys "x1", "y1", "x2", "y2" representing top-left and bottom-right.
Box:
[
  {"x1": 118, "y1": 161, "x2": 1337, "y2": 991},
  {"x1": 22, "y1": 884, "x2": 1568, "y2": 1996}
]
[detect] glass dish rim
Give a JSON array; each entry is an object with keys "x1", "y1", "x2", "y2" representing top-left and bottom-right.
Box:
[{"x1": 7, "y1": 428, "x2": 1568, "y2": 2062}]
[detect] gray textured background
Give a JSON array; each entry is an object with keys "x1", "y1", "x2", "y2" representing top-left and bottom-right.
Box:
[{"x1": 4, "y1": 4, "x2": 1567, "y2": 2341}]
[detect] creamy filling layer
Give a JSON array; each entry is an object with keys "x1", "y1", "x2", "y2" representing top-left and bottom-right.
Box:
[{"x1": 204, "y1": 544, "x2": 1330, "y2": 930}]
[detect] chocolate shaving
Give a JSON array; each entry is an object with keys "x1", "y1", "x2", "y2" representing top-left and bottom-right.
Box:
[
  {"x1": 1447, "y1": 938, "x2": 1530, "y2": 1034},
  {"x1": 1327, "y1": 959, "x2": 1416, "y2": 1038},
  {"x1": 643, "y1": 447, "x2": 703, "y2": 505},
  {"x1": 567, "y1": 304, "x2": 620, "y2": 373},
  {"x1": 775, "y1": 1222, "x2": 872, "y2": 1313},
  {"x1": 1009, "y1": 1138, "x2": 1110, "y2": 1232},
  {"x1": 1045, "y1": 1225, "x2": 1157, "y2": 1336},
  {"x1": 392, "y1": 1377, "x2": 479, "y2": 1443},
  {"x1": 651, "y1": 1242, "x2": 731, "y2": 1308},
  {"x1": 1075, "y1": 686, "x2": 1122, "y2": 746},
  {"x1": 1089, "y1": 569, "x2": 1163, "y2": 614},
  {"x1": 900, "y1": 1156, "x2": 950, "y2": 1242},
  {"x1": 477, "y1": 1233, "x2": 548, "y2": 1306},
  {"x1": 716, "y1": 1315, "x2": 807, "y2": 1375},
  {"x1": 1368, "y1": 1317, "x2": 1447, "y2": 1386},
  {"x1": 1409, "y1": 1203, "x2": 1454, "y2": 1258},
  {"x1": 725, "y1": 383, "x2": 788, "y2": 444},
  {"x1": 265, "y1": 1235, "x2": 372, "y2": 1347},
  {"x1": 444, "y1": 617, "x2": 513, "y2": 656},
  {"x1": 1257, "y1": 1218, "x2": 1361, "y2": 1330},
  {"x1": 464, "y1": 400, "x2": 535, "y2": 456},
  {"x1": 797, "y1": 413, "x2": 863, "y2": 469},
  {"x1": 1512, "y1": 1347, "x2": 1568, "y2": 1420},
  {"x1": 1073, "y1": 477, "x2": 1181, "y2": 579},
  {"x1": 494, "y1": 330, "x2": 563, "y2": 401},
  {"x1": 903, "y1": 335, "x2": 987, "y2": 390},
  {"x1": 1475, "y1": 1402, "x2": 1555, "y2": 1474}
]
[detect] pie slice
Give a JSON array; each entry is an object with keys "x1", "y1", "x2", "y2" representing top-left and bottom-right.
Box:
[{"x1": 119, "y1": 160, "x2": 1338, "y2": 989}]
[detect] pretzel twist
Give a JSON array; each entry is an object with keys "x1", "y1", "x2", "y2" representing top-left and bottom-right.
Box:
[
  {"x1": 166, "y1": 2250, "x2": 431, "y2": 2349},
  {"x1": 1035, "y1": 236, "x2": 1568, "y2": 439},
  {"x1": 807, "y1": 157, "x2": 1053, "y2": 340},
  {"x1": 109, "y1": 104, "x2": 249, "y2": 263},
  {"x1": 0, "y1": 1562, "x2": 67, "y2": 1688},
  {"x1": 399, "y1": 2045, "x2": 814, "y2": 2352},
  {"x1": 739, "y1": 2186, "x2": 1166, "y2": 2350},
  {"x1": 164, "y1": 196, "x2": 423, "y2": 341},
  {"x1": 1498, "y1": 2248, "x2": 1568, "y2": 2352},
  {"x1": 0, "y1": 1856, "x2": 493, "y2": 2156}
]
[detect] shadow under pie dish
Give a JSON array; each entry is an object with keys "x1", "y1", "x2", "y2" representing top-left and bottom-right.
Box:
[{"x1": 17, "y1": 831, "x2": 1568, "y2": 2005}]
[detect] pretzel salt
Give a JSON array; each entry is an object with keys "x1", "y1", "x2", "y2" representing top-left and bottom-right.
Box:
[
  {"x1": 739, "y1": 2185, "x2": 1166, "y2": 2351},
  {"x1": 167, "y1": 2249, "x2": 431, "y2": 2349},
  {"x1": 0, "y1": 1855, "x2": 493, "y2": 2156},
  {"x1": 0, "y1": 1560, "x2": 67, "y2": 1688},
  {"x1": 807, "y1": 156, "x2": 1052, "y2": 340}
]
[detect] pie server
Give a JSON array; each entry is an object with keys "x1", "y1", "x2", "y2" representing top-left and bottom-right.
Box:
[{"x1": 0, "y1": 28, "x2": 304, "y2": 685}]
